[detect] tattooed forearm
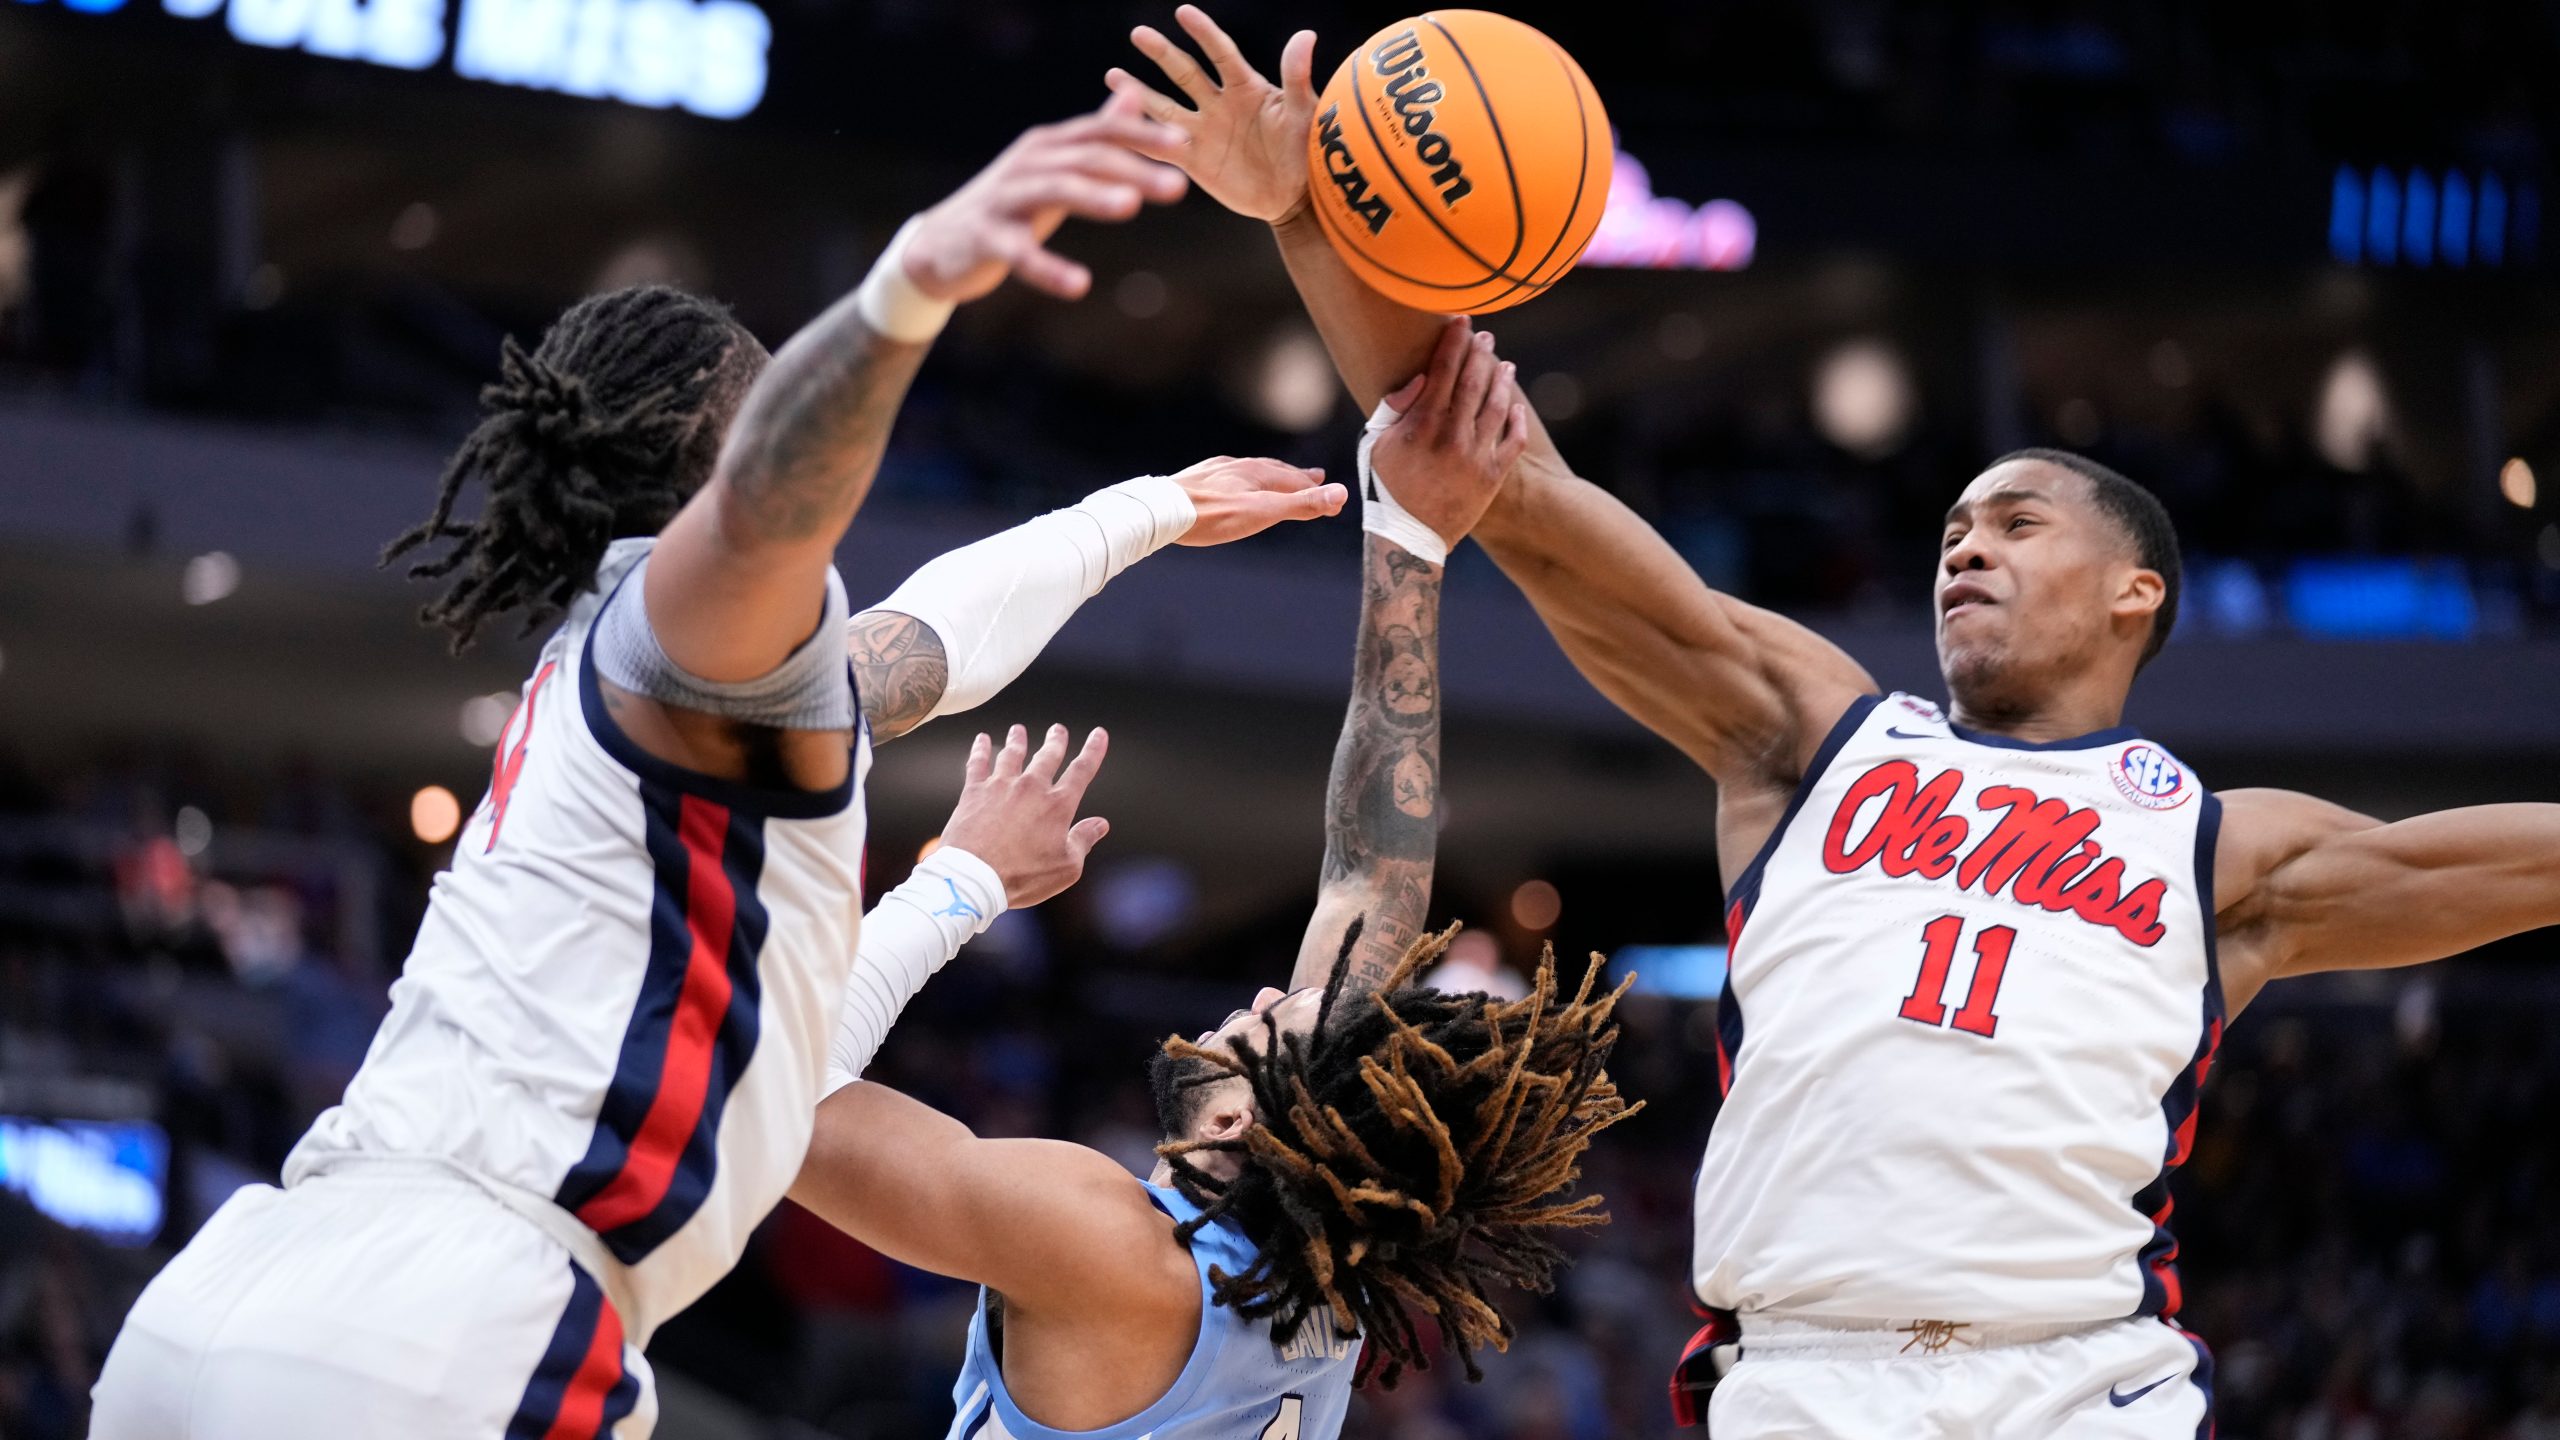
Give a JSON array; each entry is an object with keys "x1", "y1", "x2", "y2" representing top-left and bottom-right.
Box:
[
  {"x1": 716, "y1": 296, "x2": 931, "y2": 546},
  {"x1": 849, "y1": 610, "x2": 950, "y2": 744},
  {"x1": 1294, "y1": 534, "x2": 1444, "y2": 997}
]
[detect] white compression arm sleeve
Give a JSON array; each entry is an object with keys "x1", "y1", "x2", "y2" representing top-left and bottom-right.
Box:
[
  {"x1": 863, "y1": 476, "x2": 1196, "y2": 722},
  {"x1": 824, "y1": 847, "x2": 1006, "y2": 1095}
]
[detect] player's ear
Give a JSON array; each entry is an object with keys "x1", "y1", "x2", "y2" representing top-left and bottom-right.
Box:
[
  {"x1": 1203, "y1": 1098, "x2": 1253, "y2": 1145},
  {"x1": 2112, "y1": 565, "x2": 2165, "y2": 626}
]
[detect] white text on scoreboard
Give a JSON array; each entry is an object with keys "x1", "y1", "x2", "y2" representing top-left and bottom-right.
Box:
[{"x1": 36, "y1": 0, "x2": 773, "y2": 120}]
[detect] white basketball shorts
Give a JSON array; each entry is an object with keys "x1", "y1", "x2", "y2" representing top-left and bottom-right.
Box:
[
  {"x1": 92, "y1": 1163, "x2": 656, "y2": 1439},
  {"x1": 1706, "y1": 1313, "x2": 2211, "y2": 1439}
]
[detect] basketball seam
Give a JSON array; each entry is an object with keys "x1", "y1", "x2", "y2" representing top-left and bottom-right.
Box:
[
  {"x1": 1421, "y1": 13, "x2": 1531, "y2": 275},
  {"x1": 1333, "y1": 18, "x2": 1536, "y2": 294},
  {"x1": 1471, "y1": 36, "x2": 1601, "y2": 310}
]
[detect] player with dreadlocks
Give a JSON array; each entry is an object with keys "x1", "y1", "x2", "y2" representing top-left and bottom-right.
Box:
[
  {"x1": 790, "y1": 313, "x2": 1637, "y2": 1440},
  {"x1": 93, "y1": 94, "x2": 1348, "y2": 1440}
]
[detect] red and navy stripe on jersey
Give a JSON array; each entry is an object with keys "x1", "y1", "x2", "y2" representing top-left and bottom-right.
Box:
[
  {"x1": 2134, "y1": 792, "x2": 2227, "y2": 1320},
  {"x1": 507, "y1": 1261, "x2": 642, "y2": 1440},
  {"x1": 553, "y1": 779, "x2": 774, "y2": 1264}
]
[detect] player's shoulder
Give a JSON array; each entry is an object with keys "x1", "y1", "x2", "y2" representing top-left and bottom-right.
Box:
[
  {"x1": 1004, "y1": 1145, "x2": 1199, "y2": 1314},
  {"x1": 2212, "y1": 788, "x2": 2384, "y2": 905}
]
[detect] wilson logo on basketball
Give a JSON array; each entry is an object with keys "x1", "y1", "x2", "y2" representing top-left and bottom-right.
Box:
[
  {"x1": 1369, "y1": 29, "x2": 1475, "y2": 208},
  {"x1": 1822, "y1": 760, "x2": 2172, "y2": 947},
  {"x1": 1314, "y1": 104, "x2": 1396, "y2": 236}
]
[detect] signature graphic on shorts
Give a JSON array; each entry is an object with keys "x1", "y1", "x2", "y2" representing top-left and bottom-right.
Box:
[{"x1": 2107, "y1": 1374, "x2": 2176, "y2": 1406}]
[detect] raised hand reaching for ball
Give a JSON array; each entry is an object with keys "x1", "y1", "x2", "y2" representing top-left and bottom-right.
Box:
[{"x1": 1106, "y1": 6, "x2": 1319, "y2": 225}]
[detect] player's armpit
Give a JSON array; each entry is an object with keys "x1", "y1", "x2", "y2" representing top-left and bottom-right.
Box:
[
  {"x1": 847, "y1": 609, "x2": 949, "y2": 744},
  {"x1": 2217, "y1": 789, "x2": 2560, "y2": 1005},
  {"x1": 793, "y1": 1082, "x2": 1195, "y2": 1315}
]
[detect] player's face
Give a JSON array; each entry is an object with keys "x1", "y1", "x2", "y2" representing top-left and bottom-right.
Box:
[
  {"x1": 1180, "y1": 985, "x2": 1326, "y2": 1151},
  {"x1": 1194, "y1": 985, "x2": 1326, "y2": 1057},
  {"x1": 1934, "y1": 461, "x2": 2137, "y2": 712}
]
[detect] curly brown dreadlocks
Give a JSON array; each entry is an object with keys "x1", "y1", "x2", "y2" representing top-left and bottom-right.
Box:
[
  {"x1": 383, "y1": 285, "x2": 762, "y2": 651},
  {"x1": 1153, "y1": 922, "x2": 1639, "y2": 1386}
]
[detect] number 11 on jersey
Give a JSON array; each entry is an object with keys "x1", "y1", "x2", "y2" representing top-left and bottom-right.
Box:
[{"x1": 1898, "y1": 914, "x2": 2016, "y2": 1039}]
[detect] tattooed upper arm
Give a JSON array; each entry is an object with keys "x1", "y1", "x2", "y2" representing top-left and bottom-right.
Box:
[
  {"x1": 1291, "y1": 537, "x2": 1444, "y2": 999},
  {"x1": 849, "y1": 610, "x2": 950, "y2": 744}
]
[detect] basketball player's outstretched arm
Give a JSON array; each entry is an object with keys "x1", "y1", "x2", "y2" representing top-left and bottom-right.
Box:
[
  {"x1": 1109, "y1": 9, "x2": 1876, "y2": 791},
  {"x1": 1289, "y1": 322, "x2": 1530, "y2": 994},
  {"x1": 2214, "y1": 789, "x2": 2560, "y2": 1011},
  {"x1": 641, "y1": 96, "x2": 1189, "y2": 687},
  {"x1": 844, "y1": 451, "x2": 1351, "y2": 744}
]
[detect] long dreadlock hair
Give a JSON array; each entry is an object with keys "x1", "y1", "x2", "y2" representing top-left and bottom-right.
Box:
[
  {"x1": 383, "y1": 285, "x2": 759, "y2": 651},
  {"x1": 1153, "y1": 921, "x2": 1639, "y2": 1386}
]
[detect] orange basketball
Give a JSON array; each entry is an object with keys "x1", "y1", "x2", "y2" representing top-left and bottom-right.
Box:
[{"x1": 1304, "y1": 11, "x2": 1611, "y2": 315}]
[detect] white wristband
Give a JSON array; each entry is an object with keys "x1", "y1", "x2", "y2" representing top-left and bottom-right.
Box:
[
  {"x1": 1354, "y1": 399, "x2": 1450, "y2": 566},
  {"x1": 823, "y1": 846, "x2": 1007, "y2": 1094},
  {"x1": 855, "y1": 217, "x2": 957, "y2": 345}
]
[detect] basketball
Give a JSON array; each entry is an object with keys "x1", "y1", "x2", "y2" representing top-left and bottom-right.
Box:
[{"x1": 1303, "y1": 11, "x2": 1611, "y2": 315}]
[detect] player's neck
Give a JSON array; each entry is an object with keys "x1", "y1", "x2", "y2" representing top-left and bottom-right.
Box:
[{"x1": 1946, "y1": 683, "x2": 2128, "y2": 744}]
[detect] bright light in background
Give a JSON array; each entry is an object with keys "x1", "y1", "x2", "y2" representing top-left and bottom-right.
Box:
[
  {"x1": 1115, "y1": 270, "x2": 1167, "y2": 319},
  {"x1": 182, "y1": 551, "x2": 240, "y2": 605},
  {"x1": 1510, "y1": 879, "x2": 1562, "y2": 931},
  {"x1": 2315, "y1": 351, "x2": 2389, "y2": 472},
  {"x1": 174, "y1": 806, "x2": 212, "y2": 858},
  {"x1": 389, "y1": 202, "x2": 439, "y2": 251},
  {"x1": 2148, "y1": 339, "x2": 2193, "y2": 389},
  {"x1": 410, "y1": 786, "x2": 462, "y2": 844},
  {"x1": 1529, "y1": 372, "x2": 1584, "y2": 422},
  {"x1": 1425, "y1": 929, "x2": 1527, "y2": 1000},
  {"x1": 2500, "y1": 457, "x2": 2537, "y2": 509},
  {"x1": 2056, "y1": 397, "x2": 2102, "y2": 447},
  {"x1": 1813, "y1": 339, "x2": 1916, "y2": 459},
  {"x1": 242, "y1": 263, "x2": 285, "y2": 310},
  {"x1": 1583, "y1": 150, "x2": 1756, "y2": 271},
  {"x1": 1093, "y1": 858, "x2": 1196, "y2": 950},
  {"x1": 1657, "y1": 312, "x2": 1707, "y2": 361},
  {"x1": 458, "y1": 692, "x2": 517, "y2": 747},
  {"x1": 916, "y1": 835, "x2": 942, "y2": 862},
  {"x1": 1245, "y1": 327, "x2": 1337, "y2": 433}
]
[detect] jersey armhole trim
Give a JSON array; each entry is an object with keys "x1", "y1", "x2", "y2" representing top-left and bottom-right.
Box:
[
  {"x1": 2192, "y1": 790, "x2": 2226, "y2": 1017},
  {"x1": 976, "y1": 1191, "x2": 1228, "y2": 1440},
  {"x1": 1721, "y1": 692, "x2": 1882, "y2": 914},
  {"x1": 575, "y1": 602, "x2": 859, "y2": 821}
]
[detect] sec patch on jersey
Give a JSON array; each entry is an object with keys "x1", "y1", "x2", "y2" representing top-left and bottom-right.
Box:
[{"x1": 2110, "y1": 742, "x2": 2194, "y2": 811}]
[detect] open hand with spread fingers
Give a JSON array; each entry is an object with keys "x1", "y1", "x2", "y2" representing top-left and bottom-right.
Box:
[
  {"x1": 903, "y1": 91, "x2": 1192, "y2": 304},
  {"x1": 938, "y1": 724, "x2": 1112, "y2": 910},
  {"x1": 1104, "y1": 6, "x2": 1319, "y2": 224}
]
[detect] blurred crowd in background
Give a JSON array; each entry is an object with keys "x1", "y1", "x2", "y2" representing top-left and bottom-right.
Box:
[{"x1": 0, "y1": 761, "x2": 2556, "y2": 1440}]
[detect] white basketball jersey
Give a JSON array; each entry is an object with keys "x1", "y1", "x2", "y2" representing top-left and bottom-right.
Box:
[
  {"x1": 1692, "y1": 692, "x2": 2221, "y2": 1325},
  {"x1": 288, "y1": 538, "x2": 871, "y2": 1339}
]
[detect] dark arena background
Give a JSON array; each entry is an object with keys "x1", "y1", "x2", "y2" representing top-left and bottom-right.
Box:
[{"x1": 5, "y1": 2, "x2": 2560, "y2": 1436}]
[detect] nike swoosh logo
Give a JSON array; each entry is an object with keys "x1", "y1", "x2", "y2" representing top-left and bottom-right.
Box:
[
  {"x1": 1885, "y1": 726, "x2": 1938, "y2": 740},
  {"x1": 2108, "y1": 1375, "x2": 2175, "y2": 1407}
]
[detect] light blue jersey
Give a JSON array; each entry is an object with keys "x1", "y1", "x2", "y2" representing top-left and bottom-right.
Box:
[{"x1": 944, "y1": 1182, "x2": 1362, "y2": 1440}]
